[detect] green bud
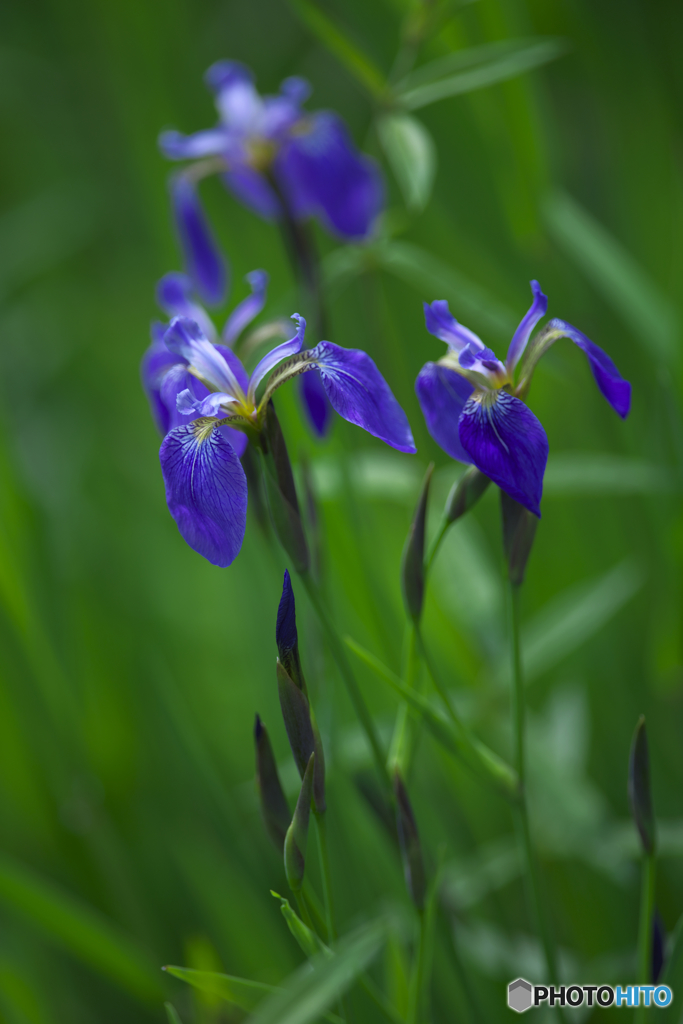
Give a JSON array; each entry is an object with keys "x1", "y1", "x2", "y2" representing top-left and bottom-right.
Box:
[
  {"x1": 500, "y1": 490, "x2": 538, "y2": 587},
  {"x1": 393, "y1": 771, "x2": 427, "y2": 910},
  {"x1": 272, "y1": 891, "x2": 331, "y2": 960},
  {"x1": 254, "y1": 715, "x2": 290, "y2": 852},
  {"x1": 261, "y1": 401, "x2": 309, "y2": 573},
  {"x1": 629, "y1": 715, "x2": 656, "y2": 856},
  {"x1": 276, "y1": 660, "x2": 326, "y2": 813},
  {"x1": 445, "y1": 466, "x2": 491, "y2": 523},
  {"x1": 401, "y1": 463, "x2": 434, "y2": 621},
  {"x1": 284, "y1": 753, "x2": 315, "y2": 892}
]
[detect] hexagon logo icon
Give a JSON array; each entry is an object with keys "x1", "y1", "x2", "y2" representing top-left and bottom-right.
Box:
[{"x1": 508, "y1": 978, "x2": 533, "y2": 1013}]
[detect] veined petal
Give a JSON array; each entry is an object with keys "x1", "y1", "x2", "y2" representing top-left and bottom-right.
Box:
[
  {"x1": 458, "y1": 391, "x2": 548, "y2": 517},
  {"x1": 423, "y1": 300, "x2": 484, "y2": 353},
  {"x1": 415, "y1": 362, "x2": 474, "y2": 465},
  {"x1": 159, "y1": 128, "x2": 228, "y2": 160},
  {"x1": 164, "y1": 317, "x2": 246, "y2": 399},
  {"x1": 156, "y1": 272, "x2": 218, "y2": 342},
  {"x1": 141, "y1": 340, "x2": 183, "y2": 435},
  {"x1": 506, "y1": 279, "x2": 548, "y2": 374},
  {"x1": 248, "y1": 313, "x2": 306, "y2": 402},
  {"x1": 276, "y1": 113, "x2": 384, "y2": 241},
  {"x1": 223, "y1": 270, "x2": 269, "y2": 345},
  {"x1": 549, "y1": 318, "x2": 631, "y2": 418},
  {"x1": 170, "y1": 174, "x2": 227, "y2": 305},
  {"x1": 308, "y1": 341, "x2": 416, "y2": 453},
  {"x1": 160, "y1": 421, "x2": 248, "y2": 567},
  {"x1": 204, "y1": 60, "x2": 254, "y2": 95},
  {"x1": 160, "y1": 364, "x2": 207, "y2": 432},
  {"x1": 299, "y1": 368, "x2": 332, "y2": 437}
]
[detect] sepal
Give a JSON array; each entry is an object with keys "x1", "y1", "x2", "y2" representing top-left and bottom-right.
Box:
[{"x1": 284, "y1": 753, "x2": 315, "y2": 892}]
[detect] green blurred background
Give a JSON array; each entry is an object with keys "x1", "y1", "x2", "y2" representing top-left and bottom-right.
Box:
[{"x1": 0, "y1": 0, "x2": 681, "y2": 1020}]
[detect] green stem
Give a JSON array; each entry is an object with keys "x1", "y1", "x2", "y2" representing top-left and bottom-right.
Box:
[
  {"x1": 509, "y1": 581, "x2": 562, "y2": 1004},
  {"x1": 636, "y1": 852, "x2": 656, "y2": 1022},
  {"x1": 299, "y1": 571, "x2": 391, "y2": 793},
  {"x1": 315, "y1": 812, "x2": 335, "y2": 943},
  {"x1": 414, "y1": 625, "x2": 458, "y2": 726},
  {"x1": 388, "y1": 623, "x2": 419, "y2": 775},
  {"x1": 407, "y1": 909, "x2": 428, "y2": 1024},
  {"x1": 296, "y1": 891, "x2": 315, "y2": 932}
]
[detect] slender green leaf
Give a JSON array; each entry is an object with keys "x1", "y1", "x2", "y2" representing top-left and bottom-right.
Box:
[
  {"x1": 544, "y1": 189, "x2": 680, "y2": 366},
  {"x1": 164, "y1": 1004, "x2": 184, "y2": 1024},
  {"x1": 377, "y1": 113, "x2": 436, "y2": 212},
  {"x1": 345, "y1": 636, "x2": 518, "y2": 798},
  {"x1": 544, "y1": 453, "x2": 677, "y2": 496},
  {"x1": 245, "y1": 921, "x2": 386, "y2": 1024},
  {"x1": 396, "y1": 38, "x2": 568, "y2": 111},
  {"x1": 372, "y1": 240, "x2": 517, "y2": 337},
  {"x1": 288, "y1": 0, "x2": 386, "y2": 98},
  {"x1": 0, "y1": 854, "x2": 162, "y2": 1002},
  {"x1": 163, "y1": 966, "x2": 275, "y2": 1011}
]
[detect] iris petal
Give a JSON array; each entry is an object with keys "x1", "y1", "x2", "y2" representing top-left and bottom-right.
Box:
[
  {"x1": 415, "y1": 362, "x2": 474, "y2": 465},
  {"x1": 156, "y1": 271, "x2": 217, "y2": 342},
  {"x1": 164, "y1": 317, "x2": 246, "y2": 398},
  {"x1": 223, "y1": 270, "x2": 269, "y2": 345},
  {"x1": 549, "y1": 319, "x2": 631, "y2": 418},
  {"x1": 458, "y1": 391, "x2": 548, "y2": 517},
  {"x1": 299, "y1": 369, "x2": 332, "y2": 437},
  {"x1": 159, "y1": 128, "x2": 228, "y2": 160},
  {"x1": 309, "y1": 341, "x2": 416, "y2": 453},
  {"x1": 423, "y1": 300, "x2": 485, "y2": 352},
  {"x1": 506, "y1": 280, "x2": 548, "y2": 373},
  {"x1": 160, "y1": 421, "x2": 248, "y2": 567},
  {"x1": 221, "y1": 168, "x2": 281, "y2": 220},
  {"x1": 170, "y1": 175, "x2": 227, "y2": 305},
  {"x1": 276, "y1": 113, "x2": 384, "y2": 241},
  {"x1": 247, "y1": 314, "x2": 306, "y2": 402}
]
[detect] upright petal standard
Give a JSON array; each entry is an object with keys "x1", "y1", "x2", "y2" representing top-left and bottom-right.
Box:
[{"x1": 416, "y1": 281, "x2": 631, "y2": 515}]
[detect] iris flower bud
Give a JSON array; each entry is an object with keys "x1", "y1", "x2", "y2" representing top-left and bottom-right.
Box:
[
  {"x1": 254, "y1": 715, "x2": 290, "y2": 852},
  {"x1": 629, "y1": 715, "x2": 656, "y2": 856},
  {"x1": 401, "y1": 463, "x2": 433, "y2": 622},
  {"x1": 393, "y1": 771, "x2": 427, "y2": 910},
  {"x1": 501, "y1": 490, "x2": 538, "y2": 587},
  {"x1": 284, "y1": 753, "x2": 315, "y2": 892},
  {"x1": 445, "y1": 466, "x2": 491, "y2": 523}
]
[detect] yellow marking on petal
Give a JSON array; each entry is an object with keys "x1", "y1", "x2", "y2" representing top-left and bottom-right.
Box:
[{"x1": 191, "y1": 417, "x2": 220, "y2": 443}]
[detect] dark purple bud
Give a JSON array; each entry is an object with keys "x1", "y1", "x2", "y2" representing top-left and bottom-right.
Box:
[
  {"x1": 500, "y1": 490, "x2": 538, "y2": 588},
  {"x1": 629, "y1": 715, "x2": 656, "y2": 856},
  {"x1": 284, "y1": 752, "x2": 315, "y2": 892},
  {"x1": 652, "y1": 909, "x2": 665, "y2": 984},
  {"x1": 261, "y1": 401, "x2": 309, "y2": 573},
  {"x1": 170, "y1": 173, "x2": 227, "y2": 306},
  {"x1": 445, "y1": 466, "x2": 491, "y2": 523},
  {"x1": 254, "y1": 715, "x2": 291, "y2": 852},
  {"x1": 401, "y1": 463, "x2": 434, "y2": 621},
  {"x1": 393, "y1": 771, "x2": 427, "y2": 910},
  {"x1": 277, "y1": 570, "x2": 298, "y2": 661}
]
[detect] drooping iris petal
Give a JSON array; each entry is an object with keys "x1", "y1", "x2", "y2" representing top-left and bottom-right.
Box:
[
  {"x1": 170, "y1": 175, "x2": 227, "y2": 305},
  {"x1": 423, "y1": 300, "x2": 485, "y2": 353},
  {"x1": 308, "y1": 341, "x2": 416, "y2": 453},
  {"x1": 159, "y1": 128, "x2": 228, "y2": 161},
  {"x1": 247, "y1": 314, "x2": 306, "y2": 402},
  {"x1": 164, "y1": 317, "x2": 246, "y2": 398},
  {"x1": 221, "y1": 168, "x2": 281, "y2": 220},
  {"x1": 160, "y1": 421, "x2": 248, "y2": 567},
  {"x1": 223, "y1": 270, "x2": 269, "y2": 345},
  {"x1": 549, "y1": 318, "x2": 631, "y2": 418},
  {"x1": 458, "y1": 391, "x2": 548, "y2": 517},
  {"x1": 156, "y1": 272, "x2": 218, "y2": 342},
  {"x1": 299, "y1": 369, "x2": 332, "y2": 437},
  {"x1": 277, "y1": 113, "x2": 384, "y2": 241},
  {"x1": 506, "y1": 280, "x2": 548, "y2": 374},
  {"x1": 415, "y1": 362, "x2": 474, "y2": 465},
  {"x1": 141, "y1": 339, "x2": 183, "y2": 435}
]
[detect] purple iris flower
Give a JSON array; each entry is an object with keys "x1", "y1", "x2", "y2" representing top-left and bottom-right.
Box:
[
  {"x1": 159, "y1": 60, "x2": 384, "y2": 269},
  {"x1": 416, "y1": 281, "x2": 631, "y2": 517},
  {"x1": 147, "y1": 313, "x2": 415, "y2": 568}
]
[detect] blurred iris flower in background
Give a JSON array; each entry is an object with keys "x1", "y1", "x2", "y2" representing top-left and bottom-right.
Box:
[
  {"x1": 416, "y1": 281, "x2": 631, "y2": 516},
  {"x1": 159, "y1": 59, "x2": 384, "y2": 304}
]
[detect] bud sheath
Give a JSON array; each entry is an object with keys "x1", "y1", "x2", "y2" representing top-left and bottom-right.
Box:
[
  {"x1": 629, "y1": 715, "x2": 656, "y2": 855},
  {"x1": 501, "y1": 490, "x2": 538, "y2": 587},
  {"x1": 393, "y1": 771, "x2": 427, "y2": 910},
  {"x1": 254, "y1": 714, "x2": 291, "y2": 851},
  {"x1": 401, "y1": 463, "x2": 434, "y2": 621},
  {"x1": 284, "y1": 753, "x2": 315, "y2": 892}
]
